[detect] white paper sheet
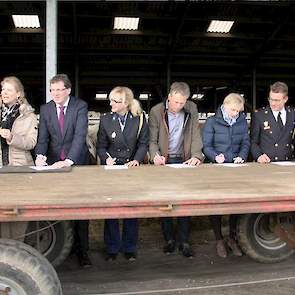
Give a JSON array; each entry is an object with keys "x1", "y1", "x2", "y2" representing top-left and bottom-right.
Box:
[
  {"x1": 272, "y1": 161, "x2": 295, "y2": 166},
  {"x1": 165, "y1": 164, "x2": 197, "y2": 169},
  {"x1": 217, "y1": 163, "x2": 248, "y2": 168},
  {"x1": 30, "y1": 165, "x2": 58, "y2": 171},
  {"x1": 104, "y1": 165, "x2": 128, "y2": 170}
]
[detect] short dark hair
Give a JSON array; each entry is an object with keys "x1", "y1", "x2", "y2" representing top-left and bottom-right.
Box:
[
  {"x1": 50, "y1": 74, "x2": 72, "y2": 89},
  {"x1": 270, "y1": 81, "x2": 288, "y2": 96}
]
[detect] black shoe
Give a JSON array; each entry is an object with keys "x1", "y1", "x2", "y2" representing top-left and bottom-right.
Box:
[
  {"x1": 105, "y1": 253, "x2": 117, "y2": 261},
  {"x1": 124, "y1": 252, "x2": 137, "y2": 261},
  {"x1": 163, "y1": 240, "x2": 176, "y2": 254},
  {"x1": 77, "y1": 252, "x2": 92, "y2": 268},
  {"x1": 179, "y1": 243, "x2": 194, "y2": 258}
]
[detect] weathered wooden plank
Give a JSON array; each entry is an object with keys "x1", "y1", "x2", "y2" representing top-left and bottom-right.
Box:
[{"x1": 0, "y1": 163, "x2": 294, "y2": 220}]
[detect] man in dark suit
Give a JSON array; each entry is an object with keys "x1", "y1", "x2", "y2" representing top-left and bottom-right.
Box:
[
  {"x1": 251, "y1": 81, "x2": 295, "y2": 163},
  {"x1": 35, "y1": 74, "x2": 91, "y2": 267}
]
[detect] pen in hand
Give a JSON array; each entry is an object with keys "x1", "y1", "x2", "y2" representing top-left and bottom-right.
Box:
[
  {"x1": 106, "y1": 152, "x2": 116, "y2": 165},
  {"x1": 154, "y1": 152, "x2": 166, "y2": 165}
]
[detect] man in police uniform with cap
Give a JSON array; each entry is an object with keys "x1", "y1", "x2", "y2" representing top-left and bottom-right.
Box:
[{"x1": 251, "y1": 81, "x2": 295, "y2": 163}]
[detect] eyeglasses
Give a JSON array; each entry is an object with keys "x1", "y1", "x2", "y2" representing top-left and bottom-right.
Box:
[
  {"x1": 268, "y1": 97, "x2": 286, "y2": 103},
  {"x1": 49, "y1": 88, "x2": 67, "y2": 93},
  {"x1": 110, "y1": 98, "x2": 123, "y2": 104}
]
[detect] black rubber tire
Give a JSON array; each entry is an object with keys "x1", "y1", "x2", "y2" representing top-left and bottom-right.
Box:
[
  {"x1": 237, "y1": 213, "x2": 294, "y2": 263},
  {"x1": 24, "y1": 220, "x2": 73, "y2": 268},
  {"x1": 0, "y1": 239, "x2": 62, "y2": 295}
]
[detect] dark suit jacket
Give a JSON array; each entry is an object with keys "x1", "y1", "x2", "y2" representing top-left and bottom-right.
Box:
[
  {"x1": 97, "y1": 111, "x2": 149, "y2": 165},
  {"x1": 250, "y1": 105, "x2": 295, "y2": 161},
  {"x1": 36, "y1": 96, "x2": 89, "y2": 165}
]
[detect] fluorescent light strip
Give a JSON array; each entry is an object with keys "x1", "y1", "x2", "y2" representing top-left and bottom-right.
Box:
[
  {"x1": 192, "y1": 94, "x2": 204, "y2": 100},
  {"x1": 114, "y1": 17, "x2": 139, "y2": 31},
  {"x1": 207, "y1": 20, "x2": 234, "y2": 33},
  {"x1": 139, "y1": 93, "x2": 150, "y2": 100},
  {"x1": 95, "y1": 93, "x2": 108, "y2": 100},
  {"x1": 12, "y1": 15, "x2": 40, "y2": 28}
]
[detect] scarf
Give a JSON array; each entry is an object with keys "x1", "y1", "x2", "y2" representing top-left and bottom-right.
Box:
[{"x1": 0, "y1": 103, "x2": 20, "y2": 165}]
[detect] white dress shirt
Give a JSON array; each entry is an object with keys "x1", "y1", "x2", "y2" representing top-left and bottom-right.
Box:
[{"x1": 272, "y1": 108, "x2": 286, "y2": 125}]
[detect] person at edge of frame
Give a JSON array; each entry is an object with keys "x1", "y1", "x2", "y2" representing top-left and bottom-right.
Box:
[
  {"x1": 251, "y1": 81, "x2": 295, "y2": 164},
  {"x1": 0, "y1": 76, "x2": 38, "y2": 242}
]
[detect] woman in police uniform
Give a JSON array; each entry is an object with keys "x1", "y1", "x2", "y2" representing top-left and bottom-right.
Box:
[{"x1": 97, "y1": 86, "x2": 149, "y2": 261}]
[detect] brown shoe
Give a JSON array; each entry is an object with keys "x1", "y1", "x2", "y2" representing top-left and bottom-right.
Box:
[
  {"x1": 216, "y1": 240, "x2": 227, "y2": 258},
  {"x1": 227, "y1": 238, "x2": 242, "y2": 256}
]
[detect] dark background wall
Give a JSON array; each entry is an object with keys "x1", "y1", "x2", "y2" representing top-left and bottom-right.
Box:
[{"x1": 1, "y1": 1, "x2": 295, "y2": 113}]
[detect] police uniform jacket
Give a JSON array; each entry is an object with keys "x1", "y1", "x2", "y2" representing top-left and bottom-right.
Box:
[
  {"x1": 250, "y1": 106, "x2": 295, "y2": 161},
  {"x1": 97, "y1": 111, "x2": 149, "y2": 165}
]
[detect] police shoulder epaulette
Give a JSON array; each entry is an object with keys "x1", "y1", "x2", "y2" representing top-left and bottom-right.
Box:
[{"x1": 100, "y1": 112, "x2": 108, "y2": 117}]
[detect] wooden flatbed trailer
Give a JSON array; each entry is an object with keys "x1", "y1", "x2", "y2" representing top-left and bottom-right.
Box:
[
  {"x1": 1, "y1": 163, "x2": 295, "y2": 220},
  {"x1": 0, "y1": 163, "x2": 295, "y2": 294}
]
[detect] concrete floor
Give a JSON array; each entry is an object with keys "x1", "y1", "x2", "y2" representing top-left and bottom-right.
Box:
[{"x1": 58, "y1": 241, "x2": 295, "y2": 295}]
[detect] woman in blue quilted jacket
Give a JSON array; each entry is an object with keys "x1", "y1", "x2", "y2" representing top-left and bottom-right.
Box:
[{"x1": 202, "y1": 93, "x2": 250, "y2": 258}]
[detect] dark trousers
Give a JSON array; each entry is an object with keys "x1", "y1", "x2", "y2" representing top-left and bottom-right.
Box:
[
  {"x1": 74, "y1": 220, "x2": 89, "y2": 254},
  {"x1": 161, "y1": 216, "x2": 190, "y2": 244},
  {"x1": 161, "y1": 156, "x2": 190, "y2": 244},
  {"x1": 210, "y1": 215, "x2": 239, "y2": 240},
  {"x1": 72, "y1": 156, "x2": 91, "y2": 254},
  {"x1": 104, "y1": 218, "x2": 138, "y2": 254}
]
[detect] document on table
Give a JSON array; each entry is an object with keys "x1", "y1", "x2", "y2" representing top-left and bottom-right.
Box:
[
  {"x1": 217, "y1": 163, "x2": 248, "y2": 168},
  {"x1": 165, "y1": 163, "x2": 197, "y2": 168},
  {"x1": 272, "y1": 161, "x2": 295, "y2": 166},
  {"x1": 30, "y1": 165, "x2": 59, "y2": 171},
  {"x1": 104, "y1": 165, "x2": 128, "y2": 170}
]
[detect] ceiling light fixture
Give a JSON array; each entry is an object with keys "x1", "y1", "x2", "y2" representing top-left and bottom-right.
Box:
[
  {"x1": 114, "y1": 17, "x2": 139, "y2": 31},
  {"x1": 207, "y1": 20, "x2": 234, "y2": 33},
  {"x1": 139, "y1": 93, "x2": 150, "y2": 100},
  {"x1": 95, "y1": 93, "x2": 108, "y2": 100},
  {"x1": 192, "y1": 94, "x2": 205, "y2": 100},
  {"x1": 12, "y1": 15, "x2": 40, "y2": 28}
]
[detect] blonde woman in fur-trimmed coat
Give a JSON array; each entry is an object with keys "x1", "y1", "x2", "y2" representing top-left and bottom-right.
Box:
[
  {"x1": 0, "y1": 76, "x2": 38, "y2": 166},
  {"x1": 0, "y1": 76, "x2": 38, "y2": 241}
]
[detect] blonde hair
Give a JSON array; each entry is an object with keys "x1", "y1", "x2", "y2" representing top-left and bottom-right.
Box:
[
  {"x1": 223, "y1": 93, "x2": 244, "y2": 111},
  {"x1": 109, "y1": 86, "x2": 142, "y2": 116},
  {"x1": 1, "y1": 76, "x2": 27, "y2": 105}
]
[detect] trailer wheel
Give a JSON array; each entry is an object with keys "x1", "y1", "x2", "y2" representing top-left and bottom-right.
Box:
[
  {"x1": 0, "y1": 239, "x2": 62, "y2": 295},
  {"x1": 24, "y1": 220, "x2": 73, "y2": 267},
  {"x1": 237, "y1": 213, "x2": 294, "y2": 263}
]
